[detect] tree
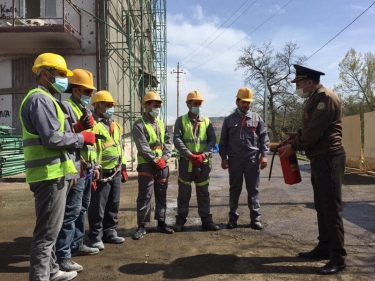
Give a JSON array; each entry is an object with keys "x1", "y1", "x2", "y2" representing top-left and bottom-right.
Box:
[
  {"x1": 236, "y1": 41, "x2": 306, "y2": 141},
  {"x1": 334, "y1": 48, "x2": 375, "y2": 114}
]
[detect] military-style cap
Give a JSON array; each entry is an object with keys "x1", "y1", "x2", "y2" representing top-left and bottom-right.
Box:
[{"x1": 291, "y1": 64, "x2": 325, "y2": 83}]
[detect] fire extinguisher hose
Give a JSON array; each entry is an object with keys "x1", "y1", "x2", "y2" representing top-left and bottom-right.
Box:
[{"x1": 268, "y1": 143, "x2": 282, "y2": 181}]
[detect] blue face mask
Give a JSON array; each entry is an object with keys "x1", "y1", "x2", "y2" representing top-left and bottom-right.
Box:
[
  {"x1": 237, "y1": 108, "x2": 249, "y2": 115},
  {"x1": 80, "y1": 94, "x2": 92, "y2": 106},
  {"x1": 103, "y1": 107, "x2": 114, "y2": 118},
  {"x1": 191, "y1": 107, "x2": 201, "y2": 115},
  {"x1": 51, "y1": 76, "x2": 68, "y2": 94}
]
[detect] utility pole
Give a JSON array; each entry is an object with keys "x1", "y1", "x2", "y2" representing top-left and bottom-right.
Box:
[
  {"x1": 171, "y1": 62, "x2": 184, "y2": 117},
  {"x1": 263, "y1": 72, "x2": 268, "y2": 130}
]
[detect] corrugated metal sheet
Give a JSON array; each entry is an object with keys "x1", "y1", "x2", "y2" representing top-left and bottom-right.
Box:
[{"x1": 12, "y1": 57, "x2": 36, "y2": 88}]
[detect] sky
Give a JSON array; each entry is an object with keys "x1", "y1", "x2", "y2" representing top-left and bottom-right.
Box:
[{"x1": 165, "y1": 0, "x2": 375, "y2": 125}]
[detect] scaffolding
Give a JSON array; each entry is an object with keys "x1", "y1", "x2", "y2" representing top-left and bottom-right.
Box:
[{"x1": 100, "y1": 0, "x2": 167, "y2": 170}]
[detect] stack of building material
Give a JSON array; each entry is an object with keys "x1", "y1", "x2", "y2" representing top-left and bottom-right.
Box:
[{"x1": 0, "y1": 126, "x2": 25, "y2": 177}]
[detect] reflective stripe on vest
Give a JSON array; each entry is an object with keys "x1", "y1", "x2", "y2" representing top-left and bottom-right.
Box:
[
  {"x1": 66, "y1": 98, "x2": 97, "y2": 162},
  {"x1": 19, "y1": 88, "x2": 77, "y2": 183},
  {"x1": 137, "y1": 117, "x2": 165, "y2": 165},
  {"x1": 96, "y1": 121, "x2": 123, "y2": 169}
]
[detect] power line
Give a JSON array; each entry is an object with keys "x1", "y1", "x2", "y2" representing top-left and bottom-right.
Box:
[
  {"x1": 305, "y1": 1, "x2": 375, "y2": 61},
  {"x1": 180, "y1": 0, "x2": 252, "y2": 64},
  {"x1": 189, "y1": 0, "x2": 293, "y2": 71},
  {"x1": 182, "y1": 0, "x2": 258, "y2": 65}
]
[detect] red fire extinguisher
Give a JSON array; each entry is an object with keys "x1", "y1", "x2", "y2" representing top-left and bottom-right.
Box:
[
  {"x1": 269, "y1": 140, "x2": 302, "y2": 185},
  {"x1": 277, "y1": 146, "x2": 301, "y2": 185}
]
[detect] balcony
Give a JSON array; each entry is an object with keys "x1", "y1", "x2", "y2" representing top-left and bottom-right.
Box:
[{"x1": 0, "y1": 0, "x2": 82, "y2": 54}]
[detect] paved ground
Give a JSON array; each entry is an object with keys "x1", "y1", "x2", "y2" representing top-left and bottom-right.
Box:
[{"x1": 1, "y1": 153, "x2": 375, "y2": 280}]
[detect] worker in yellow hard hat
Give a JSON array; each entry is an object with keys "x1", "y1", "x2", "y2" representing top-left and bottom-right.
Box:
[
  {"x1": 87, "y1": 90, "x2": 127, "y2": 249},
  {"x1": 173, "y1": 90, "x2": 219, "y2": 232},
  {"x1": 55, "y1": 69, "x2": 100, "y2": 272},
  {"x1": 131, "y1": 91, "x2": 174, "y2": 240},
  {"x1": 219, "y1": 87, "x2": 269, "y2": 230},
  {"x1": 21, "y1": 53, "x2": 96, "y2": 281}
]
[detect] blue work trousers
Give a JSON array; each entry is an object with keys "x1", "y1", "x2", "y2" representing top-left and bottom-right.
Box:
[{"x1": 55, "y1": 177, "x2": 92, "y2": 260}]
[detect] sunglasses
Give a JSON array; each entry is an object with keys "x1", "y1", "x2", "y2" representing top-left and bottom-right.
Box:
[{"x1": 78, "y1": 89, "x2": 94, "y2": 95}]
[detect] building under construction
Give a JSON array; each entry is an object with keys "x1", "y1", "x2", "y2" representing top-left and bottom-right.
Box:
[{"x1": 0, "y1": 0, "x2": 167, "y2": 170}]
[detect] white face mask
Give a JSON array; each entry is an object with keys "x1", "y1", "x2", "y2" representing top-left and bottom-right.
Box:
[
  {"x1": 150, "y1": 107, "x2": 160, "y2": 118},
  {"x1": 295, "y1": 82, "x2": 310, "y2": 98}
]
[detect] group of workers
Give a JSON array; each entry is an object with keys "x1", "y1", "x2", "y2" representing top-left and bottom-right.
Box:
[{"x1": 22, "y1": 52, "x2": 346, "y2": 281}]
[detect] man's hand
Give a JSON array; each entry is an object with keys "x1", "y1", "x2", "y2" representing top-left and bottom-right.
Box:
[
  {"x1": 221, "y1": 159, "x2": 229, "y2": 170},
  {"x1": 75, "y1": 114, "x2": 94, "y2": 132},
  {"x1": 81, "y1": 132, "x2": 96, "y2": 145},
  {"x1": 93, "y1": 169, "x2": 100, "y2": 181},
  {"x1": 279, "y1": 144, "x2": 295, "y2": 158},
  {"x1": 121, "y1": 169, "x2": 129, "y2": 182},
  {"x1": 259, "y1": 157, "x2": 267, "y2": 170},
  {"x1": 155, "y1": 158, "x2": 166, "y2": 170}
]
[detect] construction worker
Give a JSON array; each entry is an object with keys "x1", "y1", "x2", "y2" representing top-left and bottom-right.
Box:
[
  {"x1": 88, "y1": 90, "x2": 128, "y2": 250},
  {"x1": 55, "y1": 69, "x2": 100, "y2": 273},
  {"x1": 280, "y1": 65, "x2": 347, "y2": 275},
  {"x1": 219, "y1": 87, "x2": 269, "y2": 230},
  {"x1": 173, "y1": 91, "x2": 219, "y2": 232},
  {"x1": 132, "y1": 91, "x2": 173, "y2": 240},
  {"x1": 20, "y1": 53, "x2": 96, "y2": 281}
]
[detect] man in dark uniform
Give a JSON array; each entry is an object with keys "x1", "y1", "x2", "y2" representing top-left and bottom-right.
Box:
[{"x1": 280, "y1": 65, "x2": 347, "y2": 275}]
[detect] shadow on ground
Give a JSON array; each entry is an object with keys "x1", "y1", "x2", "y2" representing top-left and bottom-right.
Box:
[{"x1": 0, "y1": 237, "x2": 30, "y2": 273}]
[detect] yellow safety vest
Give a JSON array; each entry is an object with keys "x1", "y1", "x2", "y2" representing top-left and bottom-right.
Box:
[
  {"x1": 66, "y1": 98, "x2": 97, "y2": 163},
  {"x1": 137, "y1": 117, "x2": 165, "y2": 165},
  {"x1": 19, "y1": 88, "x2": 77, "y2": 183}
]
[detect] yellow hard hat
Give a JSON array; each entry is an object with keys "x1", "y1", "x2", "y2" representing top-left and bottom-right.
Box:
[
  {"x1": 32, "y1": 53, "x2": 73, "y2": 76},
  {"x1": 68, "y1": 69, "x2": 97, "y2": 90},
  {"x1": 186, "y1": 90, "x2": 204, "y2": 103},
  {"x1": 236, "y1": 87, "x2": 253, "y2": 102},
  {"x1": 143, "y1": 91, "x2": 163, "y2": 105},
  {"x1": 91, "y1": 90, "x2": 117, "y2": 105}
]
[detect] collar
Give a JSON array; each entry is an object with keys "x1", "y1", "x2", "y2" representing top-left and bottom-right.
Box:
[
  {"x1": 235, "y1": 109, "x2": 252, "y2": 118},
  {"x1": 143, "y1": 113, "x2": 156, "y2": 124},
  {"x1": 187, "y1": 112, "x2": 203, "y2": 122}
]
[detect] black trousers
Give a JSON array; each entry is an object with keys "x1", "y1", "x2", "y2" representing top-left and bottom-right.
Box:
[{"x1": 311, "y1": 153, "x2": 347, "y2": 261}]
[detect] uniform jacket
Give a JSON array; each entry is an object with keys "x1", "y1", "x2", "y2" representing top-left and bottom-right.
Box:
[
  {"x1": 291, "y1": 84, "x2": 345, "y2": 159},
  {"x1": 219, "y1": 110, "x2": 269, "y2": 159},
  {"x1": 132, "y1": 113, "x2": 172, "y2": 164},
  {"x1": 173, "y1": 113, "x2": 216, "y2": 158}
]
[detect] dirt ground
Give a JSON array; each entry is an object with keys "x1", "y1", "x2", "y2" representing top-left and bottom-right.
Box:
[{"x1": 1, "y1": 153, "x2": 375, "y2": 281}]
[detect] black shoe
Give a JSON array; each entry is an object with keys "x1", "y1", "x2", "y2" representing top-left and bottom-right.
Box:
[
  {"x1": 226, "y1": 221, "x2": 238, "y2": 229},
  {"x1": 132, "y1": 226, "x2": 146, "y2": 240},
  {"x1": 299, "y1": 245, "x2": 330, "y2": 259},
  {"x1": 173, "y1": 223, "x2": 184, "y2": 232},
  {"x1": 103, "y1": 236, "x2": 125, "y2": 244},
  {"x1": 317, "y1": 260, "x2": 346, "y2": 275},
  {"x1": 156, "y1": 222, "x2": 174, "y2": 234},
  {"x1": 202, "y1": 222, "x2": 219, "y2": 231},
  {"x1": 250, "y1": 221, "x2": 263, "y2": 230}
]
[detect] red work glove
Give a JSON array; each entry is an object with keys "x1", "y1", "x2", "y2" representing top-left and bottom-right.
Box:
[
  {"x1": 155, "y1": 158, "x2": 166, "y2": 170},
  {"x1": 75, "y1": 115, "x2": 94, "y2": 132},
  {"x1": 121, "y1": 169, "x2": 129, "y2": 183},
  {"x1": 92, "y1": 180, "x2": 97, "y2": 191},
  {"x1": 81, "y1": 132, "x2": 96, "y2": 145},
  {"x1": 189, "y1": 155, "x2": 199, "y2": 167}
]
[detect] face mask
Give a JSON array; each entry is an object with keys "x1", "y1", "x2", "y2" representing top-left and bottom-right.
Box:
[
  {"x1": 103, "y1": 107, "x2": 114, "y2": 118},
  {"x1": 295, "y1": 82, "x2": 310, "y2": 98},
  {"x1": 80, "y1": 94, "x2": 92, "y2": 106},
  {"x1": 236, "y1": 108, "x2": 249, "y2": 115},
  {"x1": 47, "y1": 72, "x2": 68, "y2": 94},
  {"x1": 191, "y1": 107, "x2": 201, "y2": 115},
  {"x1": 150, "y1": 107, "x2": 160, "y2": 118}
]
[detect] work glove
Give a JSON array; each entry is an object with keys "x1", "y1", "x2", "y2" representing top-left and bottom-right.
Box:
[
  {"x1": 155, "y1": 158, "x2": 166, "y2": 170},
  {"x1": 189, "y1": 154, "x2": 200, "y2": 167},
  {"x1": 75, "y1": 114, "x2": 95, "y2": 132},
  {"x1": 121, "y1": 169, "x2": 129, "y2": 183},
  {"x1": 92, "y1": 180, "x2": 97, "y2": 191},
  {"x1": 81, "y1": 132, "x2": 96, "y2": 145}
]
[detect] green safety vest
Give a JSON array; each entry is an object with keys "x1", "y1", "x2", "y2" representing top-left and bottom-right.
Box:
[
  {"x1": 95, "y1": 121, "x2": 126, "y2": 169},
  {"x1": 66, "y1": 98, "x2": 97, "y2": 163},
  {"x1": 19, "y1": 88, "x2": 77, "y2": 183},
  {"x1": 137, "y1": 117, "x2": 165, "y2": 165}
]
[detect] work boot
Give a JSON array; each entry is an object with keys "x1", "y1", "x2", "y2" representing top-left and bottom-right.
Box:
[
  {"x1": 226, "y1": 220, "x2": 238, "y2": 229},
  {"x1": 103, "y1": 236, "x2": 125, "y2": 244},
  {"x1": 299, "y1": 244, "x2": 330, "y2": 259},
  {"x1": 58, "y1": 258, "x2": 83, "y2": 273},
  {"x1": 202, "y1": 222, "x2": 219, "y2": 231},
  {"x1": 50, "y1": 270, "x2": 77, "y2": 281},
  {"x1": 250, "y1": 221, "x2": 263, "y2": 230},
  {"x1": 173, "y1": 223, "x2": 184, "y2": 232},
  {"x1": 132, "y1": 225, "x2": 146, "y2": 240},
  {"x1": 89, "y1": 240, "x2": 105, "y2": 250},
  {"x1": 317, "y1": 259, "x2": 346, "y2": 275},
  {"x1": 156, "y1": 221, "x2": 174, "y2": 234},
  {"x1": 72, "y1": 241, "x2": 99, "y2": 256}
]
